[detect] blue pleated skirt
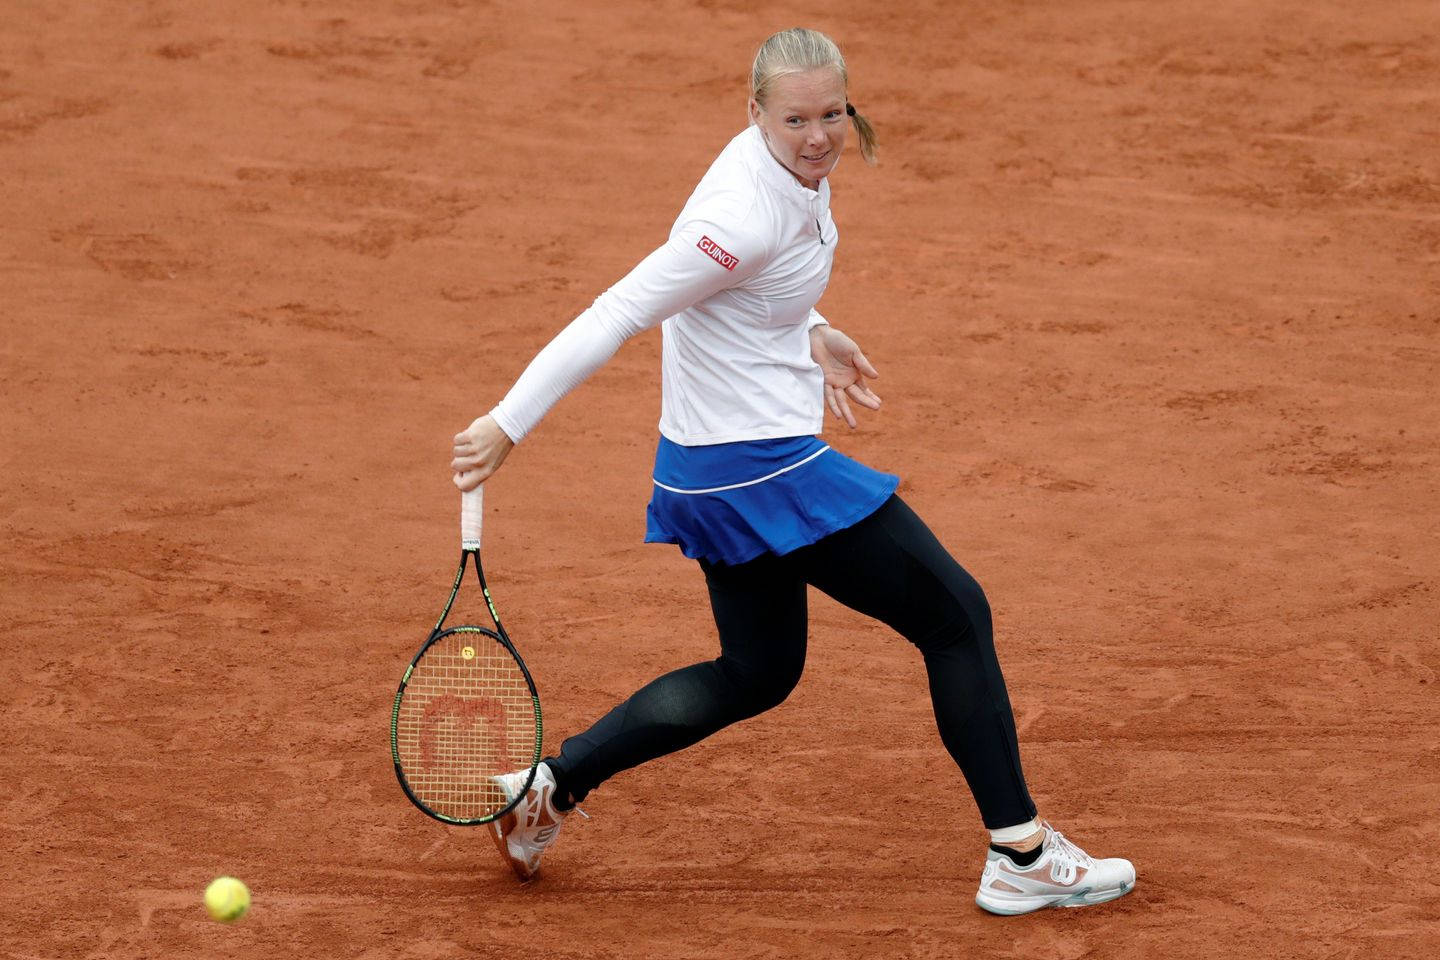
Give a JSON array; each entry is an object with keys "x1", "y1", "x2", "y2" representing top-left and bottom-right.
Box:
[{"x1": 644, "y1": 435, "x2": 900, "y2": 566}]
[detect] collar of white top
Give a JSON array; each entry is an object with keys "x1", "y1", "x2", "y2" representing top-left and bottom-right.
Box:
[{"x1": 741, "y1": 125, "x2": 832, "y2": 211}]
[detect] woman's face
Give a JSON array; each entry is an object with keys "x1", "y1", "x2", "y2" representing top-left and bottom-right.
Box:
[{"x1": 749, "y1": 67, "x2": 848, "y2": 190}]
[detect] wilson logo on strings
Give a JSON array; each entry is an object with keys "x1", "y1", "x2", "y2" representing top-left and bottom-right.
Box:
[
  {"x1": 697, "y1": 235, "x2": 739, "y2": 271},
  {"x1": 418, "y1": 694, "x2": 510, "y2": 767}
]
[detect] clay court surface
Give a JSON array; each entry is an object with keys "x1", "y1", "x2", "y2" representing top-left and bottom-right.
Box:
[{"x1": 4, "y1": 0, "x2": 1438, "y2": 956}]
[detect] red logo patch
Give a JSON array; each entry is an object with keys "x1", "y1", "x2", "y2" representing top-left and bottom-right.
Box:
[{"x1": 697, "y1": 235, "x2": 740, "y2": 271}]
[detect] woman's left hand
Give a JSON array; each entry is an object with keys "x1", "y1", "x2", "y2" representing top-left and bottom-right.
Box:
[{"x1": 810, "y1": 325, "x2": 882, "y2": 428}]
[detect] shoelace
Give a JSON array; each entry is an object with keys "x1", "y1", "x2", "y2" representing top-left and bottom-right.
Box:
[
  {"x1": 537, "y1": 800, "x2": 590, "y2": 825},
  {"x1": 553, "y1": 790, "x2": 589, "y2": 822},
  {"x1": 1039, "y1": 822, "x2": 1094, "y2": 883},
  {"x1": 558, "y1": 788, "x2": 590, "y2": 822}
]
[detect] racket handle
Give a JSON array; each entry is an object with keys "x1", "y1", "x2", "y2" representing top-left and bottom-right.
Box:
[{"x1": 461, "y1": 485, "x2": 484, "y2": 550}]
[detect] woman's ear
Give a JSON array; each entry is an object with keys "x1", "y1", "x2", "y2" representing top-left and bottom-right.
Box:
[{"x1": 747, "y1": 98, "x2": 762, "y2": 127}]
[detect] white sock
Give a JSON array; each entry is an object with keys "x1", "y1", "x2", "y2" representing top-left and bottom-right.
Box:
[{"x1": 989, "y1": 818, "x2": 1041, "y2": 846}]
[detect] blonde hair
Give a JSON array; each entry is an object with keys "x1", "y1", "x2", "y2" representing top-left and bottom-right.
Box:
[{"x1": 750, "y1": 27, "x2": 877, "y2": 165}]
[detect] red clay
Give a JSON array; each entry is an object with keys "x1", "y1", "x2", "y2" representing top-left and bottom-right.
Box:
[{"x1": 3, "y1": 2, "x2": 1438, "y2": 957}]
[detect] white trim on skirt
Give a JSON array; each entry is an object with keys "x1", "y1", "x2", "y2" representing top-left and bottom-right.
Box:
[{"x1": 651, "y1": 445, "x2": 832, "y2": 495}]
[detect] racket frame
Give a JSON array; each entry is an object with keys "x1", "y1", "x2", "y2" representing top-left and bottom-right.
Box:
[{"x1": 390, "y1": 542, "x2": 543, "y2": 826}]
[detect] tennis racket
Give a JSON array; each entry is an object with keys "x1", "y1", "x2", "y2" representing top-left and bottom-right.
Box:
[{"x1": 390, "y1": 486, "x2": 543, "y2": 825}]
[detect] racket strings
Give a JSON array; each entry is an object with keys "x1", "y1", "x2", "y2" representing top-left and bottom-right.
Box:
[{"x1": 394, "y1": 629, "x2": 539, "y2": 820}]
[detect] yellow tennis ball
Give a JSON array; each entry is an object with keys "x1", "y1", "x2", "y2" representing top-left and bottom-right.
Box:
[{"x1": 203, "y1": 876, "x2": 250, "y2": 923}]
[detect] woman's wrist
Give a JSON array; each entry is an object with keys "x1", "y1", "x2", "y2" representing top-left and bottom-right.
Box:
[{"x1": 488, "y1": 406, "x2": 523, "y2": 446}]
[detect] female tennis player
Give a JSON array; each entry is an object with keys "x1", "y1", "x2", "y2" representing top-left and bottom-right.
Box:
[{"x1": 449, "y1": 28, "x2": 1135, "y2": 915}]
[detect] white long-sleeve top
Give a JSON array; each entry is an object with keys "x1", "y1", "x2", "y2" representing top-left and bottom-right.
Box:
[{"x1": 489, "y1": 125, "x2": 837, "y2": 447}]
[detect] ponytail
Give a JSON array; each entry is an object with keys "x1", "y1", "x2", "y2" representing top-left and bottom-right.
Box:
[{"x1": 846, "y1": 102, "x2": 877, "y2": 165}]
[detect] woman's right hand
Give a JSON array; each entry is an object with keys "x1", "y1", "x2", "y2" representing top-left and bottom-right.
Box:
[{"x1": 450, "y1": 415, "x2": 515, "y2": 491}]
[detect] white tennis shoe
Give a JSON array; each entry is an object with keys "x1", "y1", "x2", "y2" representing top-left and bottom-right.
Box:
[
  {"x1": 975, "y1": 822, "x2": 1136, "y2": 915},
  {"x1": 488, "y1": 763, "x2": 575, "y2": 881}
]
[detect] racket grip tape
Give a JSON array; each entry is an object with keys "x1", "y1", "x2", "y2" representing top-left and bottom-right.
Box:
[{"x1": 461, "y1": 485, "x2": 484, "y2": 550}]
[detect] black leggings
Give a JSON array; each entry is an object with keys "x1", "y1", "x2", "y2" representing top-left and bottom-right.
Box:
[{"x1": 546, "y1": 495, "x2": 1037, "y2": 829}]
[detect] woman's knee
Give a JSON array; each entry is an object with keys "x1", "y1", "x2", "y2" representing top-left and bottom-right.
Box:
[
  {"x1": 951, "y1": 571, "x2": 991, "y2": 633},
  {"x1": 902, "y1": 562, "x2": 993, "y2": 653},
  {"x1": 716, "y1": 652, "x2": 804, "y2": 714}
]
